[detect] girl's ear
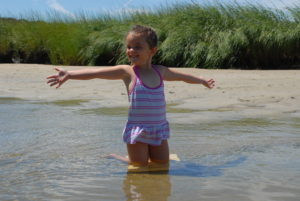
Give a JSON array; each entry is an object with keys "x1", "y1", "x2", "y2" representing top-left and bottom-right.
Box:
[{"x1": 151, "y1": 47, "x2": 158, "y2": 55}]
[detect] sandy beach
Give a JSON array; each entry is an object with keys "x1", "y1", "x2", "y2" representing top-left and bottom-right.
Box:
[{"x1": 1, "y1": 64, "x2": 299, "y2": 123}]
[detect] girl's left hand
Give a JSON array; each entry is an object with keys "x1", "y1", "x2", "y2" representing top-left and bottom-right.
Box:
[{"x1": 46, "y1": 67, "x2": 69, "y2": 88}]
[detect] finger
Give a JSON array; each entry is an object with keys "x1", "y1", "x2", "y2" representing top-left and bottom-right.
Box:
[
  {"x1": 207, "y1": 82, "x2": 215, "y2": 88},
  {"x1": 47, "y1": 78, "x2": 57, "y2": 84},
  {"x1": 47, "y1": 75, "x2": 58, "y2": 79},
  {"x1": 50, "y1": 81, "x2": 58, "y2": 87},
  {"x1": 56, "y1": 82, "x2": 63, "y2": 89},
  {"x1": 209, "y1": 80, "x2": 215, "y2": 85},
  {"x1": 56, "y1": 78, "x2": 66, "y2": 89},
  {"x1": 208, "y1": 81, "x2": 215, "y2": 86},
  {"x1": 54, "y1": 67, "x2": 63, "y2": 72}
]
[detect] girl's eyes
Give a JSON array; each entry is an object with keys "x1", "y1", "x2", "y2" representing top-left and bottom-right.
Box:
[{"x1": 127, "y1": 46, "x2": 142, "y2": 50}]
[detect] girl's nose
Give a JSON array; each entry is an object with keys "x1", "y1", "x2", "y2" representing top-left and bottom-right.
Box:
[{"x1": 127, "y1": 48, "x2": 136, "y2": 55}]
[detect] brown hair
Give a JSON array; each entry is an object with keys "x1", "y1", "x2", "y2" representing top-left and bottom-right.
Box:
[{"x1": 128, "y1": 25, "x2": 158, "y2": 49}]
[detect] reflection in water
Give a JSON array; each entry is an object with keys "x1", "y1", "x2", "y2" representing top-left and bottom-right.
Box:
[
  {"x1": 123, "y1": 173, "x2": 171, "y2": 201},
  {"x1": 121, "y1": 156, "x2": 246, "y2": 201}
]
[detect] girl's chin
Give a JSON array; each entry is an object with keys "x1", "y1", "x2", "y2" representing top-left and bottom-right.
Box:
[
  {"x1": 130, "y1": 59, "x2": 139, "y2": 63},
  {"x1": 130, "y1": 61, "x2": 141, "y2": 66}
]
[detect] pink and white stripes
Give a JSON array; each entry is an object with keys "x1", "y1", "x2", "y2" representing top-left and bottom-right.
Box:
[{"x1": 122, "y1": 65, "x2": 170, "y2": 146}]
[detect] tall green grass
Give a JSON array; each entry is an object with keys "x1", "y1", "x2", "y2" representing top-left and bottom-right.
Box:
[{"x1": 0, "y1": 3, "x2": 299, "y2": 69}]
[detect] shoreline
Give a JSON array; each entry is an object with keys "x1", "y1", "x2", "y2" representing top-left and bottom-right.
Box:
[{"x1": 1, "y1": 64, "x2": 299, "y2": 123}]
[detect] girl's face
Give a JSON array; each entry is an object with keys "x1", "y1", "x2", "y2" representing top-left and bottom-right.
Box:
[{"x1": 126, "y1": 32, "x2": 157, "y2": 67}]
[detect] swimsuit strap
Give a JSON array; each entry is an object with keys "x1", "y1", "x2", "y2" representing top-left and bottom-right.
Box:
[{"x1": 133, "y1": 65, "x2": 163, "y2": 89}]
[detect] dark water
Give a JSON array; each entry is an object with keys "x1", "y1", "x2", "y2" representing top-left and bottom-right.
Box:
[{"x1": 0, "y1": 97, "x2": 299, "y2": 201}]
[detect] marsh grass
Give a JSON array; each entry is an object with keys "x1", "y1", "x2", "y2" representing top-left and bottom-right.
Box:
[{"x1": 0, "y1": 3, "x2": 299, "y2": 69}]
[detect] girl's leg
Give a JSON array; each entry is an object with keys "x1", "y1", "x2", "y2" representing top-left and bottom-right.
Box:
[
  {"x1": 107, "y1": 154, "x2": 129, "y2": 164},
  {"x1": 149, "y1": 140, "x2": 169, "y2": 164},
  {"x1": 127, "y1": 142, "x2": 149, "y2": 166}
]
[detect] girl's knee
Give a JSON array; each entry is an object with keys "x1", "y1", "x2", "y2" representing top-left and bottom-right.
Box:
[{"x1": 127, "y1": 142, "x2": 149, "y2": 166}]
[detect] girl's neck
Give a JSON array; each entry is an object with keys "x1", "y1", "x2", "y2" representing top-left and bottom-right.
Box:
[
  {"x1": 137, "y1": 64, "x2": 152, "y2": 70},
  {"x1": 134, "y1": 58, "x2": 152, "y2": 69}
]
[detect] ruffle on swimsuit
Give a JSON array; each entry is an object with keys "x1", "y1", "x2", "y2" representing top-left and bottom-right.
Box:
[{"x1": 123, "y1": 122, "x2": 170, "y2": 146}]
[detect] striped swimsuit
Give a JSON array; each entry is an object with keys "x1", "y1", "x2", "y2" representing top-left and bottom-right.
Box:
[{"x1": 122, "y1": 65, "x2": 170, "y2": 146}]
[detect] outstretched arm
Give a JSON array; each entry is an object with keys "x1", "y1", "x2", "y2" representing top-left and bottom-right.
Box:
[
  {"x1": 163, "y1": 67, "x2": 215, "y2": 89},
  {"x1": 46, "y1": 65, "x2": 129, "y2": 88}
]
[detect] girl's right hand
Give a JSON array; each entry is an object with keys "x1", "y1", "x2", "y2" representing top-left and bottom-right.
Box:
[
  {"x1": 202, "y1": 78, "x2": 215, "y2": 89},
  {"x1": 46, "y1": 67, "x2": 69, "y2": 88}
]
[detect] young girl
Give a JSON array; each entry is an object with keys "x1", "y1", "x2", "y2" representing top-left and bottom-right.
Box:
[{"x1": 47, "y1": 25, "x2": 215, "y2": 168}]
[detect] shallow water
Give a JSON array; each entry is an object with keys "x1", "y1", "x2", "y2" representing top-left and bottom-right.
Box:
[{"x1": 0, "y1": 97, "x2": 299, "y2": 201}]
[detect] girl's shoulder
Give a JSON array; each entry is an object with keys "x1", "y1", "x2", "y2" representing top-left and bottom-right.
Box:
[
  {"x1": 114, "y1": 64, "x2": 134, "y2": 75},
  {"x1": 115, "y1": 65, "x2": 135, "y2": 83},
  {"x1": 153, "y1": 64, "x2": 169, "y2": 78}
]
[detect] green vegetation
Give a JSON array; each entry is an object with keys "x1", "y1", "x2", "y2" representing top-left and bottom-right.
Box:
[{"x1": 0, "y1": 3, "x2": 300, "y2": 69}]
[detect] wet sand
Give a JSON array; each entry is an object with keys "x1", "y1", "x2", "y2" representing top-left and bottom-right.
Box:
[{"x1": 1, "y1": 64, "x2": 299, "y2": 123}]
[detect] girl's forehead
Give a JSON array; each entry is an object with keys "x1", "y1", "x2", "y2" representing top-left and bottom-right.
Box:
[{"x1": 126, "y1": 32, "x2": 147, "y2": 43}]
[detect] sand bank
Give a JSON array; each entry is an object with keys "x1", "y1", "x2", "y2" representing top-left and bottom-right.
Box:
[{"x1": 1, "y1": 64, "x2": 299, "y2": 123}]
